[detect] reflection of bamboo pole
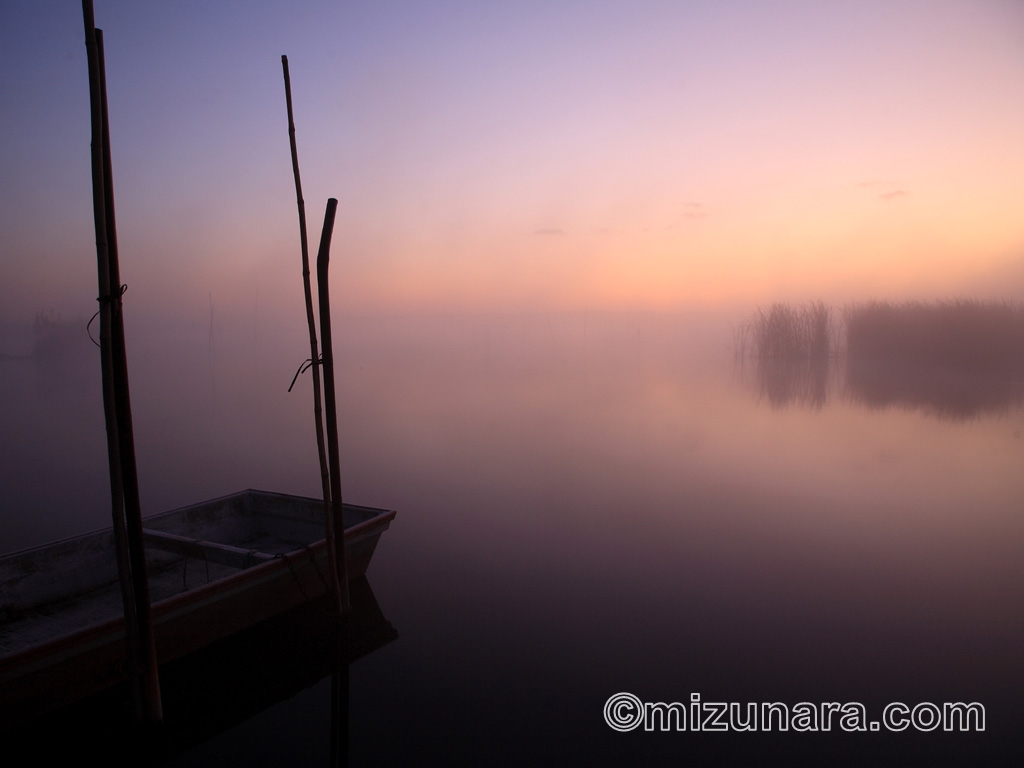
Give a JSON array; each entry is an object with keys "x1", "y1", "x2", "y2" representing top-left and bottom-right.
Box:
[
  {"x1": 82, "y1": 0, "x2": 162, "y2": 723},
  {"x1": 330, "y1": 664, "x2": 350, "y2": 768},
  {"x1": 281, "y1": 56, "x2": 337, "y2": 610},
  {"x1": 316, "y1": 198, "x2": 350, "y2": 614}
]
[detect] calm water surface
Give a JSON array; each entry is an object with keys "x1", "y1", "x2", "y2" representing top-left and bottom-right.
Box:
[{"x1": 2, "y1": 311, "x2": 1022, "y2": 765}]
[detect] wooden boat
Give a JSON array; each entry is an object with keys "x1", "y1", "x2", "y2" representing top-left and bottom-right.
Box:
[{"x1": 0, "y1": 489, "x2": 395, "y2": 727}]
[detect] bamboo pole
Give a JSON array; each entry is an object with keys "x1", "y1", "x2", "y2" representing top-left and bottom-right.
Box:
[
  {"x1": 98, "y1": 27, "x2": 163, "y2": 725},
  {"x1": 83, "y1": 0, "x2": 163, "y2": 723},
  {"x1": 281, "y1": 55, "x2": 338, "y2": 612},
  {"x1": 316, "y1": 198, "x2": 350, "y2": 613},
  {"x1": 83, "y1": 6, "x2": 141, "y2": 720}
]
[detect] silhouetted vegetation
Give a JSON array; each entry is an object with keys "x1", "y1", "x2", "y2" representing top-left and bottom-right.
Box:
[
  {"x1": 737, "y1": 298, "x2": 1024, "y2": 419},
  {"x1": 737, "y1": 301, "x2": 837, "y2": 361},
  {"x1": 734, "y1": 302, "x2": 837, "y2": 409},
  {"x1": 842, "y1": 299, "x2": 1024, "y2": 419},
  {"x1": 844, "y1": 299, "x2": 1024, "y2": 374}
]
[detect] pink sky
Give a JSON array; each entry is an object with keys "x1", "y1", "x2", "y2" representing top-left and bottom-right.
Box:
[{"x1": 2, "y1": 0, "x2": 1023, "y2": 323}]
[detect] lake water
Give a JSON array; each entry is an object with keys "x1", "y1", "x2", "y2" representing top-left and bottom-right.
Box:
[{"x1": 2, "y1": 310, "x2": 1022, "y2": 765}]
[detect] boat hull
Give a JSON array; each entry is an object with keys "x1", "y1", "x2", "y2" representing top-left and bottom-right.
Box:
[{"x1": 0, "y1": 489, "x2": 395, "y2": 727}]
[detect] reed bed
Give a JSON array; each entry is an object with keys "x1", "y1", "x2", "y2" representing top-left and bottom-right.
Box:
[
  {"x1": 739, "y1": 301, "x2": 837, "y2": 361},
  {"x1": 841, "y1": 298, "x2": 1024, "y2": 418},
  {"x1": 736, "y1": 297, "x2": 1024, "y2": 417},
  {"x1": 844, "y1": 298, "x2": 1024, "y2": 375}
]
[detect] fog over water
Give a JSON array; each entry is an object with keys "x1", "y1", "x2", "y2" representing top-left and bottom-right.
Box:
[
  {"x1": 3, "y1": 0, "x2": 1024, "y2": 761},
  {"x1": 2, "y1": 305, "x2": 1023, "y2": 762}
]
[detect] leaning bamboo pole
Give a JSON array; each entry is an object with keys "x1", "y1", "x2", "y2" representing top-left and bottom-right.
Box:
[
  {"x1": 83, "y1": 17, "x2": 140, "y2": 720},
  {"x1": 96, "y1": 31, "x2": 161, "y2": 722},
  {"x1": 281, "y1": 56, "x2": 340, "y2": 613},
  {"x1": 316, "y1": 198, "x2": 351, "y2": 613},
  {"x1": 82, "y1": 0, "x2": 162, "y2": 723}
]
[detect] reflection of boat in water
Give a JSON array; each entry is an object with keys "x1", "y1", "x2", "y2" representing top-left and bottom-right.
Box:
[
  {"x1": 0, "y1": 489, "x2": 395, "y2": 728},
  {"x1": 4, "y1": 576, "x2": 395, "y2": 761},
  {"x1": 159, "y1": 575, "x2": 395, "y2": 758}
]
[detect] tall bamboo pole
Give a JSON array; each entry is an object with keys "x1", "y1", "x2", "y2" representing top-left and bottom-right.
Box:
[
  {"x1": 316, "y1": 198, "x2": 350, "y2": 613},
  {"x1": 83, "y1": 0, "x2": 162, "y2": 723},
  {"x1": 98, "y1": 26, "x2": 162, "y2": 724},
  {"x1": 281, "y1": 56, "x2": 339, "y2": 612},
  {"x1": 83, "y1": 9, "x2": 141, "y2": 721}
]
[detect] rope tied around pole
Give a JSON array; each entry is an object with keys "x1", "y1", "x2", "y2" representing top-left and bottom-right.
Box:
[
  {"x1": 87, "y1": 283, "x2": 128, "y2": 347},
  {"x1": 287, "y1": 355, "x2": 323, "y2": 392}
]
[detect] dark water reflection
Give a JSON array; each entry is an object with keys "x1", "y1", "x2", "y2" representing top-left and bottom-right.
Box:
[
  {"x1": 740, "y1": 354, "x2": 1024, "y2": 421},
  {"x1": 2, "y1": 311, "x2": 1023, "y2": 764},
  {"x1": 5, "y1": 577, "x2": 393, "y2": 764},
  {"x1": 845, "y1": 357, "x2": 1024, "y2": 420},
  {"x1": 738, "y1": 355, "x2": 836, "y2": 410}
]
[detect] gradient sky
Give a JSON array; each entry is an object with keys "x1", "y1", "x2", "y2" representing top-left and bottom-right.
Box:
[{"x1": 2, "y1": 0, "x2": 1024, "y2": 322}]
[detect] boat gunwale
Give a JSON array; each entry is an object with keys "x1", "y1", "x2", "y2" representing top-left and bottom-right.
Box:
[{"x1": 0, "y1": 488, "x2": 392, "y2": 561}]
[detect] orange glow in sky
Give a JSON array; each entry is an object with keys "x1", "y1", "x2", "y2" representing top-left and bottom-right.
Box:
[{"x1": 2, "y1": 0, "x2": 1023, "y2": 322}]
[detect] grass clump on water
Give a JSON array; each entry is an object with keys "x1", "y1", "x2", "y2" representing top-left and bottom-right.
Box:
[{"x1": 740, "y1": 301, "x2": 836, "y2": 361}]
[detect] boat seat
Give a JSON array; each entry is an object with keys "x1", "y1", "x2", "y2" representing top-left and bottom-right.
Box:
[{"x1": 142, "y1": 529, "x2": 275, "y2": 569}]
